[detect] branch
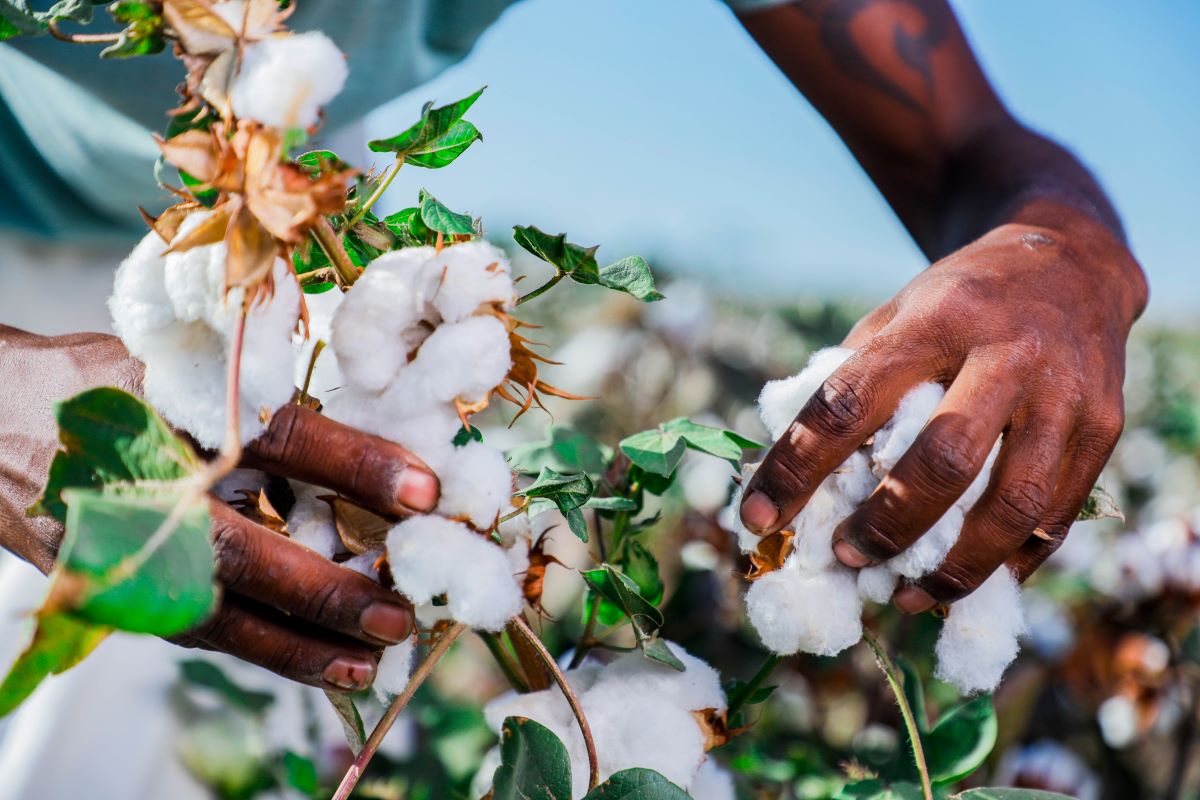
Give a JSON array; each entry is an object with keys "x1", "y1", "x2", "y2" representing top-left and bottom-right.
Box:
[
  {"x1": 726, "y1": 653, "x2": 781, "y2": 720},
  {"x1": 312, "y1": 217, "x2": 359, "y2": 287},
  {"x1": 863, "y1": 628, "x2": 933, "y2": 800},
  {"x1": 510, "y1": 615, "x2": 600, "y2": 790},
  {"x1": 341, "y1": 159, "x2": 403, "y2": 232},
  {"x1": 332, "y1": 622, "x2": 467, "y2": 800},
  {"x1": 516, "y1": 272, "x2": 564, "y2": 306},
  {"x1": 47, "y1": 21, "x2": 123, "y2": 44}
]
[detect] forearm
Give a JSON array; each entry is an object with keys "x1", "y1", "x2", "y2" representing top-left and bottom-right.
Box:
[
  {"x1": 0, "y1": 325, "x2": 142, "y2": 571},
  {"x1": 736, "y1": 0, "x2": 1125, "y2": 260}
]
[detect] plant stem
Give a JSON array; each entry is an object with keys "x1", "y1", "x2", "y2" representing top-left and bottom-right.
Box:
[
  {"x1": 313, "y1": 217, "x2": 359, "y2": 287},
  {"x1": 298, "y1": 339, "x2": 325, "y2": 403},
  {"x1": 568, "y1": 600, "x2": 601, "y2": 670},
  {"x1": 480, "y1": 631, "x2": 531, "y2": 693},
  {"x1": 47, "y1": 21, "x2": 122, "y2": 44},
  {"x1": 516, "y1": 272, "x2": 564, "y2": 306},
  {"x1": 331, "y1": 622, "x2": 467, "y2": 800},
  {"x1": 342, "y1": 159, "x2": 403, "y2": 232},
  {"x1": 510, "y1": 615, "x2": 600, "y2": 790},
  {"x1": 727, "y1": 653, "x2": 781, "y2": 720},
  {"x1": 863, "y1": 628, "x2": 933, "y2": 800}
]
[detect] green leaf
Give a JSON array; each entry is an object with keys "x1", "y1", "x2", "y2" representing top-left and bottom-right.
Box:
[
  {"x1": 953, "y1": 791, "x2": 1075, "y2": 800},
  {"x1": 101, "y1": 0, "x2": 164, "y2": 58},
  {"x1": 59, "y1": 487, "x2": 215, "y2": 636},
  {"x1": 492, "y1": 716, "x2": 573, "y2": 800},
  {"x1": 0, "y1": 1, "x2": 47, "y2": 37},
  {"x1": 419, "y1": 189, "x2": 474, "y2": 236},
  {"x1": 43, "y1": 0, "x2": 94, "y2": 25},
  {"x1": 622, "y1": 541, "x2": 663, "y2": 606},
  {"x1": 0, "y1": 613, "x2": 108, "y2": 718},
  {"x1": 837, "y1": 780, "x2": 927, "y2": 800},
  {"x1": 897, "y1": 658, "x2": 929, "y2": 734},
  {"x1": 1076, "y1": 483, "x2": 1124, "y2": 522},
  {"x1": 180, "y1": 660, "x2": 275, "y2": 714},
  {"x1": 583, "y1": 496, "x2": 637, "y2": 512},
  {"x1": 516, "y1": 468, "x2": 595, "y2": 542},
  {"x1": 368, "y1": 87, "x2": 485, "y2": 155},
  {"x1": 582, "y1": 768, "x2": 689, "y2": 800},
  {"x1": 580, "y1": 564, "x2": 663, "y2": 635},
  {"x1": 324, "y1": 690, "x2": 365, "y2": 753},
  {"x1": 30, "y1": 387, "x2": 200, "y2": 523},
  {"x1": 565, "y1": 507, "x2": 589, "y2": 543},
  {"x1": 507, "y1": 425, "x2": 613, "y2": 478},
  {"x1": 722, "y1": 678, "x2": 776, "y2": 707},
  {"x1": 640, "y1": 637, "x2": 686, "y2": 672},
  {"x1": 282, "y1": 751, "x2": 318, "y2": 794},
  {"x1": 661, "y1": 417, "x2": 764, "y2": 465},
  {"x1": 924, "y1": 695, "x2": 997, "y2": 785},
  {"x1": 404, "y1": 120, "x2": 481, "y2": 169},
  {"x1": 382, "y1": 206, "x2": 430, "y2": 246},
  {"x1": 619, "y1": 428, "x2": 686, "y2": 477},
  {"x1": 296, "y1": 148, "x2": 352, "y2": 177},
  {"x1": 597, "y1": 256, "x2": 663, "y2": 302},
  {"x1": 453, "y1": 425, "x2": 484, "y2": 447},
  {"x1": 512, "y1": 225, "x2": 600, "y2": 283}
]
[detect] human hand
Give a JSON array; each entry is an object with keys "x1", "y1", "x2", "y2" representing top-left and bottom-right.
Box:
[{"x1": 740, "y1": 205, "x2": 1148, "y2": 612}]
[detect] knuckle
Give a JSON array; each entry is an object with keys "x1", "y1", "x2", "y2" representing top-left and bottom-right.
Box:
[
  {"x1": 266, "y1": 637, "x2": 308, "y2": 680},
  {"x1": 301, "y1": 581, "x2": 346, "y2": 628},
  {"x1": 252, "y1": 404, "x2": 304, "y2": 465},
  {"x1": 805, "y1": 372, "x2": 872, "y2": 439},
  {"x1": 913, "y1": 435, "x2": 979, "y2": 489},
  {"x1": 210, "y1": 516, "x2": 259, "y2": 589},
  {"x1": 921, "y1": 561, "x2": 977, "y2": 604},
  {"x1": 991, "y1": 478, "x2": 1048, "y2": 533},
  {"x1": 850, "y1": 513, "x2": 907, "y2": 561},
  {"x1": 761, "y1": 441, "x2": 822, "y2": 498}
]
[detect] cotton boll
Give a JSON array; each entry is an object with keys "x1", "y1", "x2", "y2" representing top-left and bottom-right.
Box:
[
  {"x1": 887, "y1": 506, "x2": 964, "y2": 579},
  {"x1": 210, "y1": 0, "x2": 277, "y2": 39},
  {"x1": 757, "y1": 347, "x2": 855, "y2": 440},
  {"x1": 425, "y1": 240, "x2": 515, "y2": 323},
  {"x1": 286, "y1": 481, "x2": 340, "y2": 558},
  {"x1": 109, "y1": 230, "x2": 176, "y2": 345},
  {"x1": 871, "y1": 382, "x2": 945, "y2": 478},
  {"x1": 330, "y1": 247, "x2": 437, "y2": 393},
  {"x1": 437, "y1": 442, "x2": 513, "y2": 529},
  {"x1": 231, "y1": 32, "x2": 347, "y2": 130},
  {"x1": 583, "y1": 687, "x2": 706, "y2": 792},
  {"x1": 483, "y1": 685, "x2": 574, "y2": 738},
  {"x1": 342, "y1": 550, "x2": 383, "y2": 580},
  {"x1": 373, "y1": 637, "x2": 415, "y2": 703},
  {"x1": 790, "y1": 483, "x2": 853, "y2": 571},
  {"x1": 956, "y1": 439, "x2": 1001, "y2": 513},
  {"x1": 745, "y1": 564, "x2": 862, "y2": 657},
  {"x1": 688, "y1": 760, "x2": 736, "y2": 800},
  {"x1": 857, "y1": 564, "x2": 898, "y2": 604},
  {"x1": 723, "y1": 462, "x2": 761, "y2": 555},
  {"x1": 834, "y1": 450, "x2": 877, "y2": 506},
  {"x1": 590, "y1": 643, "x2": 726, "y2": 713},
  {"x1": 407, "y1": 315, "x2": 512, "y2": 404},
  {"x1": 386, "y1": 515, "x2": 523, "y2": 631},
  {"x1": 934, "y1": 568, "x2": 1026, "y2": 694}
]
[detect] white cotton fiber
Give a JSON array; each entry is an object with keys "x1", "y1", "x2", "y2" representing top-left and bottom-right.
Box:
[
  {"x1": 437, "y1": 442, "x2": 514, "y2": 529},
  {"x1": 745, "y1": 564, "x2": 862, "y2": 657},
  {"x1": 789, "y1": 482, "x2": 854, "y2": 571},
  {"x1": 590, "y1": 644, "x2": 726, "y2": 714},
  {"x1": 870, "y1": 382, "x2": 945, "y2": 477},
  {"x1": 386, "y1": 515, "x2": 523, "y2": 631},
  {"x1": 887, "y1": 506, "x2": 965, "y2": 580},
  {"x1": 292, "y1": 286, "x2": 344, "y2": 405},
  {"x1": 934, "y1": 567, "x2": 1026, "y2": 694},
  {"x1": 834, "y1": 450, "x2": 878, "y2": 506},
  {"x1": 407, "y1": 315, "x2": 512, "y2": 404},
  {"x1": 285, "y1": 481, "x2": 340, "y2": 558},
  {"x1": 231, "y1": 31, "x2": 348, "y2": 130},
  {"x1": 425, "y1": 240, "x2": 515, "y2": 323},
  {"x1": 330, "y1": 246, "x2": 437, "y2": 393},
  {"x1": 341, "y1": 550, "x2": 383, "y2": 580},
  {"x1": 688, "y1": 760, "x2": 736, "y2": 800},
  {"x1": 726, "y1": 462, "x2": 762, "y2": 556},
  {"x1": 756, "y1": 346, "x2": 855, "y2": 440},
  {"x1": 109, "y1": 218, "x2": 300, "y2": 449},
  {"x1": 373, "y1": 637, "x2": 415, "y2": 703},
  {"x1": 857, "y1": 564, "x2": 898, "y2": 604},
  {"x1": 584, "y1": 690, "x2": 705, "y2": 794}
]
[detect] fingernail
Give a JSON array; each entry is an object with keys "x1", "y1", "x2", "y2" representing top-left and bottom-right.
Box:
[
  {"x1": 396, "y1": 467, "x2": 438, "y2": 512},
  {"x1": 361, "y1": 603, "x2": 412, "y2": 644},
  {"x1": 323, "y1": 656, "x2": 375, "y2": 690},
  {"x1": 894, "y1": 586, "x2": 936, "y2": 615},
  {"x1": 833, "y1": 539, "x2": 872, "y2": 568},
  {"x1": 740, "y1": 490, "x2": 780, "y2": 533}
]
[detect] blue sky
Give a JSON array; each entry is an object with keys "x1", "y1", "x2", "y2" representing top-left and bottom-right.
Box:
[{"x1": 363, "y1": 0, "x2": 1198, "y2": 321}]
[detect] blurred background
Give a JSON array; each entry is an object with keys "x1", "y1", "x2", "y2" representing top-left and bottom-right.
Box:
[{"x1": 0, "y1": 1, "x2": 1197, "y2": 799}]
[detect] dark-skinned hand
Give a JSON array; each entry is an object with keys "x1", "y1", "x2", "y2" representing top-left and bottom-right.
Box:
[
  {"x1": 0, "y1": 326, "x2": 439, "y2": 691},
  {"x1": 740, "y1": 205, "x2": 1148, "y2": 613}
]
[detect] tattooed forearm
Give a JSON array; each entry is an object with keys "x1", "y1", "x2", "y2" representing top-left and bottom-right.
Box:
[{"x1": 796, "y1": 0, "x2": 949, "y2": 113}]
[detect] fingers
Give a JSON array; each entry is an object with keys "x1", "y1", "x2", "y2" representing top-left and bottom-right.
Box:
[
  {"x1": 740, "y1": 337, "x2": 932, "y2": 534},
  {"x1": 831, "y1": 357, "x2": 1019, "y2": 567},
  {"x1": 185, "y1": 594, "x2": 378, "y2": 691},
  {"x1": 209, "y1": 500, "x2": 414, "y2": 647},
  {"x1": 894, "y1": 408, "x2": 1072, "y2": 612},
  {"x1": 1006, "y1": 413, "x2": 1124, "y2": 583},
  {"x1": 244, "y1": 404, "x2": 439, "y2": 515}
]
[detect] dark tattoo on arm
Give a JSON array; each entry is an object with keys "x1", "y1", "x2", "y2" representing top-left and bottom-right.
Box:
[{"x1": 795, "y1": 0, "x2": 949, "y2": 112}]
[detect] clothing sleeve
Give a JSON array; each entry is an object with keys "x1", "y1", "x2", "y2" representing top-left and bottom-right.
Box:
[{"x1": 721, "y1": 0, "x2": 792, "y2": 12}]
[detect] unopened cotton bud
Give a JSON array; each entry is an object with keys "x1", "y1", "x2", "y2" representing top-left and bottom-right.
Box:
[{"x1": 231, "y1": 32, "x2": 347, "y2": 130}]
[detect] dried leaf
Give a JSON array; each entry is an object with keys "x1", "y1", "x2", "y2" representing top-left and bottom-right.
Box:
[
  {"x1": 140, "y1": 202, "x2": 201, "y2": 245},
  {"x1": 691, "y1": 708, "x2": 744, "y2": 751},
  {"x1": 164, "y1": 201, "x2": 233, "y2": 254},
  {"x1": 320, "y1": 496, "x2": 391, "y2": 555},
  {"x1": 522, "y1": 534, "x2": 564, "y2": 616},
  {"x1": 157, "y1": 128, "x2": 219, "y2": 183},
  {"x1": 162, "y1": 0, "x2": 236, "y2": 55},
  {"x1": 1077, "y1": 484, "x2": 1125, "y2": 523},
  {"x1": 745, "y1": 529, "x2": 794, "y2": 581},
  {"x1": 225, "y1": 201, "x2": 277, "y2": 289},
  {"x1": 231, "y1": 489, "x2": 287, "y2": 534}
]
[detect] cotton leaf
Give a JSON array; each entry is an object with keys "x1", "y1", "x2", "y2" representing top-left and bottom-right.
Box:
[
  {"x1": 368, "y1": 87, "x2": 485, "y2": 155},
  {"x1": 1076, "y1": 483, "x2": 1124, "y2": 522}
]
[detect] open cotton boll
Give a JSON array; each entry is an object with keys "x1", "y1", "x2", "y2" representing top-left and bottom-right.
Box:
[
  {"x1": 342, "y1": 550, "x2": 383, "y2": 579},
  {"x1": 757, "y1": 346, "x2": 855, "y2": 440},
  {"x1": 934, "y1": 567, "x2": 1026, "y2": 694},
  {"x1": 407, "y1": 315, "x2": 512, "y2": 404},
  {"x1": 887, "y1": 505, "x2": 965, "y2": 579},
  {"x1": 835, "y1": 450, "x2": 878, "y2": 506},
  {"x1": 688, "y1": 759, "x2": 736, "y2": 800},
  {"x1": 437, "y1": 442, "x2": 514, "y2": 529},
  {"x1": 230, "y1": 31, "x2": 348, "y2": 130},
  {"x1": 870, "y1": 382, "x2": 945, "y2": 478},
  {"x1": 582, "y1": 686, "x2": 706, "y2": 793},
  {"x1": 330, "y1": 247, "x2": 437, "y2": 393},
  {"x1": 725, "y1": 462, "x2": 762, "y2": 555},
  {"x1": 425, "y1": 240, "x2": 516, "y2": 323},
  {"x1": 745, "y1": 563, "x2": 862, "y2": 656},
  {"x1": 373, "y1": 637, "x2": 415, "y2": 703},
  {"x1": 790, "y1": 483, "x2": 855, "y2": 571},
  {"x1": 857, "y1": 564, "x2": 898, "y2": 604},
  {"x1": 590, "y1": 643, "x2": 726, "y2": 714},
  {"x1": 386, "y1": 515, "x2": 523, "y2": 631},
  {"x1": 286, "y1": 481, "x2": 340, "y2": 559}
]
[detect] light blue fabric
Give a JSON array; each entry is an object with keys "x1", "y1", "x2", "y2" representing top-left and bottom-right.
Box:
[{"x1": 0, "y1": 0, "x2": 773, "y2": 242}]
